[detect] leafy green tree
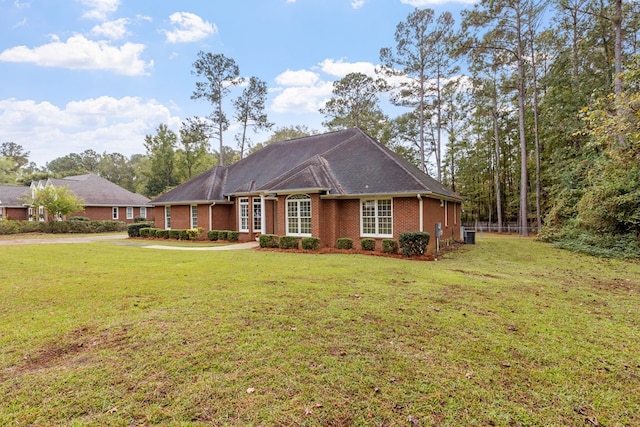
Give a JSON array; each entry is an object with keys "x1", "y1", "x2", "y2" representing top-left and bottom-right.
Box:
[
  {"x1": 320, "y1": 72, "x2": 388, "y2": 140},
  {"x1": 176, "y1": 117, "x2": 215, "y2": 180},
  {"x1": 144, "y1": 124, "x2": 178, "y2": 197},
  {"x1": 1, "y1": 142, "x2": 30, "y2": 173},
  {"x1": 46, "y1": 153, "x2": 88, "y2": 177},
  {"x1": 380, "y1": 8, "x2": 435, "y2": 173},
  {"x1": 30, "y1": 185, "x2": 84, "y2": 221},
  {"x1": 233, "y1": 77, "x2": 273, "y2": 159},
  {"x1": 97, "y1": 152, "x2": 136, "y2": 191},
  {"x1": 191, "y1": 52, "x2": 243, "y2": 166}
]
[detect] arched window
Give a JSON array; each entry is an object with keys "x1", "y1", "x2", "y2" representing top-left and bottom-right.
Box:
[{"x1": 286, "y1": 194, "x2": 311, "y2": 236}]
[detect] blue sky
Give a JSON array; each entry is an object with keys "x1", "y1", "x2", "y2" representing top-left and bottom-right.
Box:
[{"x1": 1, "y1": 0, "x2": 475, "y2": 167}]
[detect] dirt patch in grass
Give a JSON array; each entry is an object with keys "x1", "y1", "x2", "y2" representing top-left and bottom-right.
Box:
[{"x1": 7, "y1": 325, "x2": 131, "y2": 377}]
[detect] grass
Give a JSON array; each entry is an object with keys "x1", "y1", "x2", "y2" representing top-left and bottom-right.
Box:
[{"x1": 1, "y1": 234, "x2": 638, "y2": 426}]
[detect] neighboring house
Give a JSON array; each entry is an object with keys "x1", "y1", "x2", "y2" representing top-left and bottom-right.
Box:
[
  {"x1": 150, "y1": 128, "x2": 463, "y2": 252},
  {"x1": 0, "y1": 174, "x2": 153, "y2": 223},
  {"x1": 0, "y1": 185, "x2": 31, "y2": 221}
]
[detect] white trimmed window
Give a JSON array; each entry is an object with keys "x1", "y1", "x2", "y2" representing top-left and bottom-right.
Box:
[
  {"x1": 361, "y1": 199, "x2": 393, "y2": 237},
  {"x1": 191, "y1": 205, "x2": 198, "y2": 228},
  {"x1": 28, "y1": 207, "x2": 34, "y2": 221},
  {"x1": 38, "y1": 206, "x2": 45, "y2": 222},
  {"x1": 139, "y1": 207, "x2": 147, "y2": 219},
  {"x1": 112, "y1": 207, "x2": 119, "y2": 220},
  {"x1": 126, "y1": 207, "x2": 134, "y2": 219},
  {"x1": 252, "y1": 198, "x2": 262, "y2": 232},
  {"x1": 165, "y1": 206, "x2": 171, "y2": 229},
  {"x1": 287, "y1": 194, "x2": 311, "y2": 236},
  {"x1": 239, "y1": 197, "x2": 249, "y2": 232}
]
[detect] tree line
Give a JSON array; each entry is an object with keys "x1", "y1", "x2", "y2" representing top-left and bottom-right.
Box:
[{"x1": 2, "y1": 0, "x2": 639, "y2": 256}]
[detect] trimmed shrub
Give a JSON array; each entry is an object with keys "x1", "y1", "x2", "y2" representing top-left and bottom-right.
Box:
[
  {"x1": 139, "y1": 227, "x2": 152, "y2": 237},
  {"x1": 227, "y1": 231, "x2": 239, "y2": 242},
  {"x1": 301, "y1": 237, "x2": 320, "y2": 250},
  {"x1": 218, "y1": 230, "x2": 228, "y2": 240},
  {"x1": 399, "y1": 231, "x2": 430, "y2": 257},
  {"x1": 336, "y1": 237, "x2": 353, "y2": 250},
  {"x1": 178, "y1": 229, "x2": 189, "y2": 240},
  {"x1": 156, "y1": 229, "x2": 170, "y2": 239},
  {"x1": 207, "y1": 230, "x2": 219, "y2": 241},
  {"x1": 279, "y1": 235, "x2": 299, "y2": 249},
  {"x1": 148, "y1": 228, "x2": 159, "y2": 238},
  {"x1": 382, "y1": 239, "x2": 399, "y2": 254},
  {"x1": 259, "y1": 234, "x2": 279, "y2": 248},
  {"x1": 169, "y1": 229, "x2": 181, "y2": 239},
  {"x1": 187, "y1": 228, "x2": 203, "y2": 240},
  {"x1": 68, "y1": 216, "x2": 90, "y2": 221},
  {"x1": 127, "y1": 221, "x2": 154, "y2": 237},
  {"x1": 361, "y1": 238, "x2": 376, "y2": 251}
]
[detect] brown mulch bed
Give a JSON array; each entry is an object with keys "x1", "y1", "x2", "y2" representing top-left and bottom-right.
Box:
[{"x1": 254, "y1": 241, "x2": 464, "y2": 261}]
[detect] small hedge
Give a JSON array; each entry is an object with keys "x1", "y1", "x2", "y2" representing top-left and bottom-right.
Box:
[
  {"x1": 382, "y1": 239, "x2": 399, "y2": 254},
  {"x1": 169, "y1": 229, "x2": 181, "y2": 239},
  {"x1": 186, "y1": 228, "x2": 203, "y2": 240},
  {"x1": 156, "y1": 229, "x2": 170, "y2": 239},
  {"x1": 218, "y1": 230, "x2": 228, "y2": 241},
  {"x1": 301, "y1": 237, "x2": 320, "y2": 250},
  {"x1": 361, "y1": 238, "x2": 376, "y2": 251},
  {"x1": 127, "y1": 221, "x2": 154, "y2": 237},
  {"x1": 399, "y1": 231, "x2": 430, "y2": 257},
  {"x1": 259, "y1": 234, "x2": 279, "y2": 248},
  {"x1": 0, "y1": 220, "x2": 127, "y2": 235},
  {"x1": 336, "y1": 237, "x2": 353, "y2": 250},
  {"x1": 139, "y1": 227, "x2": 152, "y2": 237},
  {"x1": 279, "y1": 236, "x2": 299, "y2": 249},
  {"x1": 207, "y1": 230, "x2": 219, "y2": 241},
  {"x1": 227, "y1": 231, "x2": 239, "y2": 242}
]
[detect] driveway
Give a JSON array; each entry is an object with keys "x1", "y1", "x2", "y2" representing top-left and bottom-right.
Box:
[{"x1": 0, "y1": 234, "x2": 259, "y2": 250}]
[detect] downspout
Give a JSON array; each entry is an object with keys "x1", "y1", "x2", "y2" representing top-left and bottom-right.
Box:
[
  {"x1": 260, "y1": 194, "x2": 266, "y2": 234},
  {"x1": 417, "y1": 194, "x2": 423, "y2": 232},
  {"x1": 209, "y1": 202, "x2": 216, "y2": 231}
]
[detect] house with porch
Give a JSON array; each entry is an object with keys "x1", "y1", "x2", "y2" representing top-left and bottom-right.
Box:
[{"x1": 150, "y1": 128, "x2": 462, "y2": 252}]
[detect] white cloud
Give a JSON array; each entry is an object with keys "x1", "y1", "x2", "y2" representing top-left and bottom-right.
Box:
[
  {"x1": 318, "y1": 58, "x2": 377, "y2": 78},
  {"x1": 400, "y1": 0, "x2": 477, "y2": 5},
  {"x1": 352, "y1": 0, "x2": 365, "y2": 8},
  {"x1": 0, "y1": 35, "x2": 152, "y2": 76},
  {"x1": 90, "y1": 18, "x2": 130, "y2": 40},
  {"x1": 12, "y1": 18, "x2": 27, "y2": 29},
  {"x1": 14, "y1": 0, "x2": 30, "y2": 9},
  {"x1": 78, "y1": 0, "x2": 121, "y2": 20},
  {"x1": 271, "y1": 83, "x2": 333, "y2": 114},
  {"x1": 275, "y1": 69, "x2": 320, "y2": 87},
  {"x1": 164, "y1": 12, "x2": 217, "y2": 44},
  {"x1": 0, "y1": 97, "x2": 181, "y2": 166}
]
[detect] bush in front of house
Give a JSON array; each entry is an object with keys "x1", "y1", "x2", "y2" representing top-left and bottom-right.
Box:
[
  {"x1": 382, "y1": 239, "x2": 399, "y2": 254},
  {"x1": 259, "y1": 234, "x2": 279, "y2": 248},
  {"x1": 336, "y1": 237, "x2": 353, "y2": 250},
  {"x1": 207, "y1": 230, "x2": 219, "y2": 241},
  {"x1": 139, "y1": 227, "x2": 152, "y2": 237},
  {"x1": 361, "y1": 238, "x2": 376, "y2": 251},
  {"x1": 301, "y1": 237, "x2": 320, "y2": 250},
  {"x1": 169, "y1": 229, "x2": 181, "y2": 239},
  {"x1": 279, "y1": 236, "x2": 299, "y2": 249},
  {"x1": 399, "y1": 231, "x2": 430, "y2": 257},
  {"x1": 156, "y1": 229, "x2": 170, "y2": 239},
  {"x1": 187, "y1": 228, "x2": 203, "y2": 240},
  {"x1": 127, "y1": 221, "x2": 154, "y2": 237},
  {"x1": 217, "y1": 230, "x2": 228, "y2": 240},
  {"x1": 227, "y1": 231, "x2": 239, "y2": 242}
]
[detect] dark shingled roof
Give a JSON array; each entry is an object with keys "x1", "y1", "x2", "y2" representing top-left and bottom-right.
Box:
[
  {"x1": 36, "y1": 174, "x2": 150, "y2": 206},
  {"x1": 0, "y1": 185, "x2": 30, "y2": 207},
  {"x1": 151, "y1": 128, "x2": 462, "y2": 204}
]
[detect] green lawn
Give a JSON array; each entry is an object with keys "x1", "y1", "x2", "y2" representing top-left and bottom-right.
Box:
[{"x1": 1, "y1": 234, "x2": 638, "y2": 426}]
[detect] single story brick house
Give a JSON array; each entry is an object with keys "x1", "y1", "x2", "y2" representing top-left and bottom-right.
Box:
[
  {"x1": 0, "y1": 174, "x2": 153, "y2": 223},
  {"x1": 150, "y1": 128, "x2": 463, "y2": 252}
]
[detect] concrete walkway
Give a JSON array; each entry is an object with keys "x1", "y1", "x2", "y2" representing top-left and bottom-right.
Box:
[
  {"x1": 140, "y1": 241, "x2": 259, "y2": 251},
  {"x1": 0, "y1": 234, "x2": 259, "y2": 250}
]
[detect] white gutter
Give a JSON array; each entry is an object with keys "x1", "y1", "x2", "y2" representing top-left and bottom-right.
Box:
[
  {"x1": 209, "y1": 202, "x2": 216, "y2": 231},
  {"x1": 417, "y1": 194, "x2": 424, "y2": 232},
  {"x1": 260, "y1": 194, "x2": 266, "y2": 234}
]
